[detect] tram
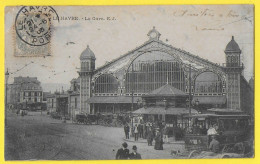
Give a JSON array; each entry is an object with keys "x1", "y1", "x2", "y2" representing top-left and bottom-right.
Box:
[{"x1": 182, "y1": 112, "x2": 253, "y2": 158}]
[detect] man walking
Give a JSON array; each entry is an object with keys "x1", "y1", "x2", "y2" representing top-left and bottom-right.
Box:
[
  {"x1": 129, "y1": 145, "x2": 142, "y2": 159},
  {"x1": 115, "y1": 142, "x2": 130, "y2": 160},
  {"x1": 134, "y1": 124, "x2": 139, "y2": 141},
  {"x1": 138, "y1": 123, "x2": 143, "y2": 138},
  {"x1": 147, "y1": 127, "x2": 154, "y2": 146},
  {"x1": 162, "y1": 126, "x2": 169, "y2": 143},
  {"x1": 124, "y1": 124, "x2": 130, "y2": 139}
]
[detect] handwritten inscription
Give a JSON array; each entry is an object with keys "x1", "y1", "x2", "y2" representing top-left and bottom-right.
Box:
[{"x1": 173, "y1": 9, "x2": 239, "y2": 18}]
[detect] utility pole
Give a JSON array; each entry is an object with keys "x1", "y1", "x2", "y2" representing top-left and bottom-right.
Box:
[
  {"x1": 189, "y1": 64, "x2": 192, "y2": 116},
  {"x1": 5, "y1": 68, "x2": 9, "y2": 127},
  {"x1": 131, "y1": 63, "x2": 134, "y2": 112}
]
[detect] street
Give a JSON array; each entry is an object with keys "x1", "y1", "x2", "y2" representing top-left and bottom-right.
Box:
[{"x1": 5, "y1": 111, "x2": 184, "y2": 160}]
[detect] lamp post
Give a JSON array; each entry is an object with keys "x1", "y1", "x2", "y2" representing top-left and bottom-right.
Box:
[
  {"x1": 194, "y1": 98, "x2": 200, "y2": 113},
  {"x1": 5, "y1": 69, "x2": 9, "y2": 127}
]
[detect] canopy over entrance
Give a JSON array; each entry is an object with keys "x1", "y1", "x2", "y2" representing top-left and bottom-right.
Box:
[
  {"x1": 133, "y1": 107, "x2": 198, "y2": 115},
  {"x1": 87, "y1": 96, "x2": 141, "y2": 104}
]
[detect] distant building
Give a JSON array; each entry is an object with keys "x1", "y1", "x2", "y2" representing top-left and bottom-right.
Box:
[
  {"x1": 8, "y1": 76, "x2": 43, "y2": 106},
  {"x1": 46, "y1": 78, "x2": 80, "y2": 120}
]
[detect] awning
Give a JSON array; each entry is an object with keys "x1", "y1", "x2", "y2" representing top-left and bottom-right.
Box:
[
  {"x1": 192, "y1": 96, "x2": 226, "y2": 105},
  {"x1": 133, "y1": 107, "x2": 198, "y2": 115},
  {"x1": 86, "y1": 96, "x2": 141, "y2": 104}
]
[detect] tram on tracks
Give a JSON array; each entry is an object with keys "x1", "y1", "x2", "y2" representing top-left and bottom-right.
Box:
[{"x1": 180, "y1": 111, "x2": 253, "y2": 158}]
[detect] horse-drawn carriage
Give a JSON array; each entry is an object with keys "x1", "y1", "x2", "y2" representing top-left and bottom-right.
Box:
[
  {"x1": 173, "y1": 113, "x2": 253, "y2": 158},
  {"x1": 75, "y1": 114, "x2": 98, "y2": 125},
  {"x1": 97, "y1": 113, "x2": 130, "y2": 127}
]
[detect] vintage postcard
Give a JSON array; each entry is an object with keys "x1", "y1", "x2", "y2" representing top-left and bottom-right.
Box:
[{"x1": 4, "y1": 5, "x2": 254, "y2": 160}]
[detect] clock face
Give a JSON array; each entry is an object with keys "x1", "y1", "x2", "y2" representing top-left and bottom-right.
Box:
[{"x1": 150, "y1": 32, "x2": 157, "y2": 38}]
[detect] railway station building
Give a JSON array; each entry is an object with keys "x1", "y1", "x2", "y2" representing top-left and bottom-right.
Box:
[
  {"x1": 47, "y1": 27, "x2": 254, "y2": 121},
  {"x1": 77, "y1": 27, "x2": 253, "y2": 117}
]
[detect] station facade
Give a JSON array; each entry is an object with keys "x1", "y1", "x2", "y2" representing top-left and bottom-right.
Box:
[
  {"x1": 77, "y1": 27, "x2": 253, "y2": 116},
  {"x1": 47, "y1": 27, "x2": 254, "y2": 118}
]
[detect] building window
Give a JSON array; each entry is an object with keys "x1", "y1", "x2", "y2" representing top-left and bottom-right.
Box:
[
  {"x1": 125, "y1": 51, "x2": 185, "y2": 93},
  {"x1": 195, "y1": 72, "x2": 222, "y2": 94},
  {"x1": 75, "y1": 97, "x2": 77, "y2": 108},
  {"x1": 94, "y1": 74, "x2": 118, "y2": 93}
]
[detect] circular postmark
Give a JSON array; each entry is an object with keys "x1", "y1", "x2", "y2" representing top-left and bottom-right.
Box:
[{"x1": 15, "y1": 6, "x2": 59, "y2": 46}]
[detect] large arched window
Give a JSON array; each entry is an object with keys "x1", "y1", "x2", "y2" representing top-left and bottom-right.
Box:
[
  {"x1": 195, "y1": 72, "x2": 222, "y2": 94},
  {"x1": 94, "y1": 74, "x2": 118, "y2": 93},
  {"x1": 125, "y1": 51, "x2": 185, "y2": 93}
]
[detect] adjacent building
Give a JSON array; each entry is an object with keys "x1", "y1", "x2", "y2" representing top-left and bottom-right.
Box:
[{"x1": 8, "y1": 76, "x2": 43, "y2": 108}]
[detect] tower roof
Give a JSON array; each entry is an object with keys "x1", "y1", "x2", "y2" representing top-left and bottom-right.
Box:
[
  {"x1": 225, "y1": 36, "x2": 241, "y2": 53},
  {"x1": 80, "y1": 45, "x2": 96, "y2": 60},
  {"x1": 144, "y1": 84, "x2": 187, "y2": 97}
]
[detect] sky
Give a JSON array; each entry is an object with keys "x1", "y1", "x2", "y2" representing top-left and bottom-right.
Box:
[{"x1": 5, "y1": 5, "x2": 254, "y2": 85}]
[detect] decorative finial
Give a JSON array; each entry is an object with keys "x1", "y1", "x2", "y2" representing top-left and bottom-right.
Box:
[
  {"x1": 87, "y1": 45, "x2": 89, "y2": 48},
  {"x1": 232, "y1": 36, "x2": 234, "y2": 40},
  {"x1": 153, "y1": 26, "x2": 155, "y2": 29}
]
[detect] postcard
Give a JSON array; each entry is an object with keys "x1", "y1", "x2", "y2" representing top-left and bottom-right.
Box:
[{"x1": 4, "y1": 5, "x2": 254, "y2": 160}]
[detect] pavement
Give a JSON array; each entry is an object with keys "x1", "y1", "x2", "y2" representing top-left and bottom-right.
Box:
[{"x1": 5, "y1": 111, "x2": 185, "y2": 160}]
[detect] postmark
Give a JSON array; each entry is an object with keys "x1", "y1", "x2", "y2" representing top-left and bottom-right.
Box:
[{"x1": 15, "y1": 6, "x2": 59, "y2": 46}]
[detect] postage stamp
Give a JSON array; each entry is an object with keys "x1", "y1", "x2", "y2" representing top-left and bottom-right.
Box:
[{"x1": 10, "y1": 6, "x2": 59, "y2": 57}]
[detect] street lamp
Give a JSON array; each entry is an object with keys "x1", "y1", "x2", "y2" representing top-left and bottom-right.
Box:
[
  {"x1": 5, "y1": 69, "x2": 9, "y2": 126},
  {"x1": 194, "y1": 98, "x2": 200, "y2": 113},
  {"x1": 186, "y1": 98, "x2": 190, "y2": 115}
]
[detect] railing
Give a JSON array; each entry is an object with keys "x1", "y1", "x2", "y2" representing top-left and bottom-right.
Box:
[{"x1": 222, "y1": 63, "x2": 244, "y2": 68}]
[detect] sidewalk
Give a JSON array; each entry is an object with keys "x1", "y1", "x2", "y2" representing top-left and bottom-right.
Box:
[{"x1": 123, "y1": 136, "x2": 185, "y2": 144}]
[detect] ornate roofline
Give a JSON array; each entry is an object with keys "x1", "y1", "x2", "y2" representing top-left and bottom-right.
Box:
[{"x1": 94, "y1": 36, "x2": 224, "y2": 74}]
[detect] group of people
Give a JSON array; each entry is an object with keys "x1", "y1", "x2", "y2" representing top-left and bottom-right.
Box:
[
  {"x1": 115, "y1": 142, "x2": 141, "y2": 159},
  {"x1": 124, "y1": 121, "x2": 184, "y2": 150}
]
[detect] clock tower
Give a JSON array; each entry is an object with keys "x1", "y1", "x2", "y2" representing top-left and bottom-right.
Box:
[
  {"x1": 78, "y1": 45, "x2": 96, "y2": 114},
  {"x1": 147, "y1": 26, "x2": 161, "y2": 40}
]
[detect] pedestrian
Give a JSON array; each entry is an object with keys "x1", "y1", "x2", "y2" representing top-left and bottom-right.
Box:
[
  {"x1": 162, "y1": 126, "x2": 169, "y2": 143},
  {"x1": 154, "y1": 130, "x2": 163, "y2": 150},
  {"x1": 124, "y1": 124, "x2": 130, "y2": 139},
  {"x1": 207, "y1": 124, "x2": 218, "y2": 135},
  {"x1": 209, "y1": 135, "x2": 220, "y2": 153},
  {"x1": 115, "y1": 142, "x2": 130, "y2": 160},
  {"x1": 143, "y1": 123, "x2": 147, "y2": 139},
  {"x1": 129, "y1": 145, "x2": 142, "y2": 159},
  {"x1": 134, "y1": 124, "x2": 139, "y2": 141},
  {"x1": 175, "y1": 124, "x2": 183, "y2": 140},
  {"x1": 147, "y1": 127, "x2": 154, "y2": 146},
  {"x1": 138, "y1": 123, "x2": 143, "y2": 138}
]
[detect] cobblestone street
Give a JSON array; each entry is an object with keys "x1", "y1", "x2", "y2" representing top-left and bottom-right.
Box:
[{"x1": 5, "y1": 111, "x2": 184, "y2": 160}]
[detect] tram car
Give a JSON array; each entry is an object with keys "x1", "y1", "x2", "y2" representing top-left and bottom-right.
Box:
[{"x1": 182, "y1": 112, "x2": 253, "y2": 158}]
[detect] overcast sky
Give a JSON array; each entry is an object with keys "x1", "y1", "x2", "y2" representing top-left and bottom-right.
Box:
[{"x1": 5, "y1": 5, "x2": 254, "y2": 84}]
